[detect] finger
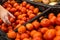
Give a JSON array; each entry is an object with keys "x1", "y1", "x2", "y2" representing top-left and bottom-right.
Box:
[
  {"x1": 1, "y1": 16, "x2": 6, "y2": 24},
  {"x1": 8, "y1": 12, "x2": 15, "y2": 18},
  {"x1": 4, "y1": 16, "x2": 11, "y2": 25}
]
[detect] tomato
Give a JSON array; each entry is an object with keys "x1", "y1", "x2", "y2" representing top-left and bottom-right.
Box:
[
  {"x1": 26, "y1": 23, "x2": 34, "y2": 30},
  {"x1": 29, "y1": 6, "x2": 34, "y2": 11},
  {"x1": 49, "y1": 16, "x2": 56, "y2": 25},
  {"x1": 18, "y1": 25, "x2": 26, "y2": 33},
  {"x1": 10, "y1": 0, "x2": 16, "y2": 5},
  {"x1": 6, "y1": 7, "x2": 11, "y2": 11},
  {"x1": 34, "y1": 8, "x2": 39, "y2": 14},
  {"x1": 30, "y1": 30, "x2": 37, "y2": 36},
  {"x1": 22, "y1": 1, "x2": 27, "y2": 7},
  {"x1": 16, "y1": 6, "x2": 20, "y2": 10},
  {"x1": 21, "y1": 7, "x2": 27, "y2": 13},
  {"x1": 40, "y1": 18, "x2": 51, "y2": 27},
  {"x1": 43, "y1": 29, "x2": 56, "y2": 40},
  {"x1": 7, "y1": 30, "x2": 17, "y2": 38},
  {"x1": 19, "y1": 20, "x2": 25, "y2": 25},
  {"x1": 9, "y1": 18, "x2": 15, "y2": 23},
  {"x1": 14, "y1": 12, "x2": 20, "y2": 16},
  {"x1": 18, "y1": 15, "x2": 23, "y2": 20},
  {"x1": 32, "y1": 21, "x2": 40, "y2": 29},
  {"x1": 22, "y1": 17, "x2": 27, "y2": 21},
  {"x1": 15, "y1": 38, "x2": 20, "y2": 40},
  {"x1": 13, "y1": 3, "x2": 19, "y2": 7},
  {"x1": 26, "y1": 4, "x2": 30, "y2": 9},
  {"x1": 33, "y1": 32, "x2": 42, "y2": 38},
  {"x1": 10, "y1": 8, "x2": 17, "y2": 12},
  {"x1": 29, "y1": 14, "x2": 35, "y2": 19},
  {"x1": 27, "y1": 10, "x2": 33, "y2": 16},
  {"x1": 21, "y1": 33, "x2": 29, "y2": 39},
  {"x1": 48, "y1": 13, "x2": 55, "y2": 19}
]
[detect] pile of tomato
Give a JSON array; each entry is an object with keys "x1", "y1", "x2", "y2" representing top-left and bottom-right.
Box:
[{"x1": 0, "y1": 0, "x2": 60, "y2": 40}]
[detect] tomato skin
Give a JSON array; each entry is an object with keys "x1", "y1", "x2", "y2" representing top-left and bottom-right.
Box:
[
  {"x1": 43, "y1": 29, "x2": 56, "y2": 40},
  {"x1": 14, "y1": 12, "x2": 20, "y2": 16},
  {"x1": 13, "y1": 3, "x2": 19, "y2": 7},
  {"x1": 9, "y1": 18, "x2": 15, "y2": 23},
  {"x1": 55, "y1": 26, "x2": 60, "y2": 30},
  {"x1": 29, "y1": 14, "x2": 35, "y2": 19},
  {"x1": 0, "y1": 19, "x2": 3, "y2": 24},
  {"x1": 10, "y1": 8, "x2": 17, "y2": 12},
  {"x1": 23, "y1": 38, "x2": 30, "y2": 40},
  {"x1": 40, "y1": 18, "x2": 51, "y2": 27}
]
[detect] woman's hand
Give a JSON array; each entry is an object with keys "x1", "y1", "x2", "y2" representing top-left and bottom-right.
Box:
[{"x1": 0, "y1": 5, "x2": 15, "y2": 24}]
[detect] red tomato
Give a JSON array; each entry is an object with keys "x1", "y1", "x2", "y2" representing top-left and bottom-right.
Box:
[
  {"x1": 49, "y1": 16, "x2": 57, "y2": 25},
  {"x1": 26, "y1": 4, "x2": 30, "y2": 9},
  {"x1": 34, "y1": 8, "x2": 39, "y2": 14},
  {"x1": 29, "y1": 14, "x2": 35, "y2": 19},
  {"x1": 56, "y1": 30, "x2": 60, "y2": 36},
  {"x1": 16, "y1": 20, "x2": 20, "y2": 24},
  {"x1": 55, "y1": 26, "x2": 60, "y2": 30},
  {"x1": 48, "y1": 13, "x2": 55, "y2": 19},
  {"x1": 13, "y1": 3, "x2": 19, "y2": 7},
  {"x1": 27, "y1": 10, "x2": 33, "y2": 16},
  {"x1": 22, "y1": 1, "x2": 27, "y2": 7},
  {"x1": 10, "y1": 8, "x2": 17, "y2": 12},
  {"x1": 53, "y1": 36, "x2": 60, "y2": 40},
  {"x1": 40, "y1": 18, "x2": 51, "y2": 27},
  {"x1": 29, "y1": 6, "x2": 34, "y2": 11},
  {"x1": 14, "y1": 12, "x2": 20, "y2": 16},
  {"x1": 43, "y1": 29, "x2": 56, "y2": 40},
  {"x1": 10, "y1": 18, "x2": 15, "y2": 23},
  {"x1": 0, "y1": 19, "x2": 3, "y2": 24},
  {"x1": 21, "y1": 7, "x2": 27, "y2": 13}
]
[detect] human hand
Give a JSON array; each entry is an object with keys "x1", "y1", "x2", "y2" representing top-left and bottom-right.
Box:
[{"x1": 0, "y1": 5, "x2": 15, "y2": 24}]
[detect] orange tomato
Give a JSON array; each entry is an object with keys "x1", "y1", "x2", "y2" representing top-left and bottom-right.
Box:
[
  {"x1": 23, "y1": 38, "x2": 30, "y2": 40},
  {"x1": 43, "y1": 29, "x2": 56, "y2": 40},
  {"x1": 48, "y1": 13, "x2": 55, "y2": 19},
  {"x1": 26, "y1": 23, "x2": 34, "y2": 30},
  {"x1": 40, "y1": 18, "x2": 51, "y2": 27},
  {"x1": 30, "y1": 30, "x2": 37, "y2": 36},
  {"x1": 29, "y1": 6, "x2": 34, "y2": 11},
  {"x1": 13, "y1": 3, "x2": 19, "y2": 7},
  {"x1": 56, "y1": 17, "x2": 60, "y2": 25},
  {"x1": 10, "y1": 18, "x2": 15, "y2": 23},
  {"x1": 7, "y1": 30, "x2": 17, "y2": 38},
  {"x1": 14, "y1": 12, "x2": 20, "y2": 16},
  {"x1": 29, "y1": 14, "x2": 35, "y2": 19},
  {"x1": 57, "y1": 13, "x2": 60, "y2": 17},
  {"x1": 10, "y1": 8, "x2": 17, "y2": 12},
  {"x1": 33, "y1": 37, "x2": 42, "y2": 40},
  {"x1": 18, "y1": 25, "x2": 26, "y2": 33},
  {"x1": 18, "y1": 15, "x2": 23, "y2": 20},
  {"x1": 16, "y1": 33, "x2": 21, "y2": 39},
  {"x1": 32, "y1": 21, "x2": 40, "y2": 29},
  {"x1": 34, "y1": 8, "x2": 39, "y2": 14}
]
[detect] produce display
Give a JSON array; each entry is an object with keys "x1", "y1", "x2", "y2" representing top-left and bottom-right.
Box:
[
  {"x1": 32, "y1": 0, "x2": 60, "y2": 5},
  {"x1": 0, "y1": 0, "x2": 60, "y2": 40}
]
